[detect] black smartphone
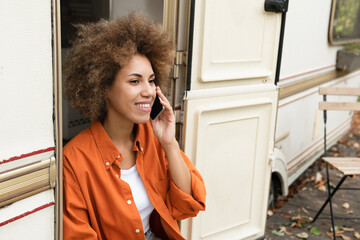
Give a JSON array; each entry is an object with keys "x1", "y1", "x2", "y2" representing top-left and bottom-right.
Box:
[{"x1": 150, "y1": 94, "x2": 164, "y2": 120}]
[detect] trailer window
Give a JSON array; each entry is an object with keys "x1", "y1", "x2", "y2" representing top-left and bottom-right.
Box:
[{"x1": 329, "y1": 0, "x2": 360, "y2": 45}]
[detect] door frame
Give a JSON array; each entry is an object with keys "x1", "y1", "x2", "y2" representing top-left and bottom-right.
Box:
[{"x1": 52, "y1": 0, "x2": 63, "y2": 239}]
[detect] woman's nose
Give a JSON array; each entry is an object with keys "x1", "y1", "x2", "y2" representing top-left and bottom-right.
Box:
[{"x1": 141, "y1": 82, "x2": 155, "y2": 96}]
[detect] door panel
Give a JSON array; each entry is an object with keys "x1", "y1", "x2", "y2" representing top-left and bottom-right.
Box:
[
  {"x1": 183, "y1": 86, "x2": 277, "y2": 239},
  {"x1": 190, "y1": 0, "x2": 281, "y2": 89},
  {"x1": 182, "y1": 0, "x2": 281, "y2": 239}
]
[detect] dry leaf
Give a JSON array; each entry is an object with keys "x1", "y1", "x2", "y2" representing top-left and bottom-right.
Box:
[
  {"x1": 342, "y1": 203, "x2": 350, "y2": 209},
  {"x1": 341, "y1": 234, "x2": 351, "y2": 240},
  {"x1": 291, "y1": 215, "x2": 301, "y2": 220},
  {"x1": 290, "y1": 222, "x2": 298, "y2": 228},
  {"x1": 314, "y1": 180, "x2": 326, "y2": 188},
  {"x1": 315, "y1": 172, "x2": 322, "y2": 183},
  {"x1": 354, "y1": 231, "x2": 360, "y2": 239},
  {"x1": 318, "y1": 185, "x2": 326, "y2": 192},
  {"x1": 342, "y1": 227, "x2": 355, "y2": 232},
  {"x1": 327, "y1": 231, "x2": 334, "y2": 238},
  {"x1": 301, "y1": 207, "x2": 309, "y2": 215},
  {"x1": 346, "y1": 210, "x2": 354, "y2": 214},
  {"x1": 279, "y1": 226, "x2": 292, "y2": 235},
  {"x1": 267, "y1": 210, "x2": 273, "y2": 216}
]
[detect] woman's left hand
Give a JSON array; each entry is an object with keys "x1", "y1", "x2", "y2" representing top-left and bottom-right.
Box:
[{"x1": 150, "y1": 86, "x2": 177, "y2": 147}]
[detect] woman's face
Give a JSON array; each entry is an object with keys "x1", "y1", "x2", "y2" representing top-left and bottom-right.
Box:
[{"x1": 106, "y1": 54, "x2": 156, "y2": 125}]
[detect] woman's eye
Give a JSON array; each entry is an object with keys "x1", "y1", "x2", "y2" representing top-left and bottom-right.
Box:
[
  {"x1": 130, "y1": 79, "x2": 139, "y2": 84},
  {"x1": 149, "y1": 79, "x2": 156, "y2": 84}
]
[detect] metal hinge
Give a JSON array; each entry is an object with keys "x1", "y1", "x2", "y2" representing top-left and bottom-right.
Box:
[
  {"x1": 268, "y1": 154, "x2": 275, "y2": 168},
  {"x1": 49, "y1": 156, "x2": 56, "y2": 188},
  {"x1": 172, "y1": 50, "x2": 187, "y2": 79}
]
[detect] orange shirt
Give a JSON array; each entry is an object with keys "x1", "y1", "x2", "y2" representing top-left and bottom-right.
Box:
[{"x1": 63, "y1": 121, "x2": 206, "y2": 240}]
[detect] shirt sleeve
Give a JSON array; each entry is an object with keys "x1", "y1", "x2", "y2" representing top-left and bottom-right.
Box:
[
  {"x1": 63, "y1": 155, "x2": 98, "y2": 240},
  {"x1": 165, "y1": 151, "x2": 206, "y2": 220}
]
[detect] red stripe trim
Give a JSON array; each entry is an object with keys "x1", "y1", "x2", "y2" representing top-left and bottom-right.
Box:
[
  {"x1": 0, "y1": 202, "x2": 55, "y2": 227},
  {"x1": 0, "y1": 147, "x2": 55, "y2": 165}
]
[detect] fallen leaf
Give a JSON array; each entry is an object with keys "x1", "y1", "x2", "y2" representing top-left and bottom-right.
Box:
[
  {"x1": 318, "y1": 185, "x2": 326, "y2": 192},
  {"x1": 341, "y1": 234, "x2": 351, "y2": 240},
  {"x1": 290, "y1": 222, "x2": 298, "y2": 228},
  {"x1": 315, "y1": 172, "x2": 322, "y2": 183},
  {"x1": 272, "y1": 229, "x2": 284, "y2": 236},
  {"x1": 342, "y1": 227, "x2": 355, "y2": 232},
  {"x1": 279, "y1": 226, "x2": 292, "y2": 235},
  {"x1": 327, "y1": 231, "x2": 334, "y2": 238},
  {"x1": 310, "y1": 227, "x2": 321, "y2": 236},
  {"x1": 354, "y1": 231, "x2": 360, "y2": 239},
  {"x1": 291, "y1": 215, "x2": 301, "y2": 220},
  {"x1": 314, "y1": 180, "x2": 326, "y2": 188},
  {"x1": 301, "y1": 207, "x2": 309, "y2": 215},
  {"x1": 267, "y1": 225, "x2": 274, "y2": 229},
  {"x1": 267, "y1": 210, "x2": 273, "y2": 216},
  {"x1": 297, "y1": 232, "x2": 308, "y2": 239},
  {"x1": 346, "y1": 210, "x2": 354, "y2": 214},
  {"x1": 342, "y1": 203, "x2": 350, "y2": 209}
]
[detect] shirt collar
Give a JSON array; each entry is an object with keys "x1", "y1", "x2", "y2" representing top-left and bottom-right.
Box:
[{"x1": 90, "y1": 121, "x2": 145, "y2": 170}]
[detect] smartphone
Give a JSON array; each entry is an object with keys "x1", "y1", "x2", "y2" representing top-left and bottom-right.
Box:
[{"x1": 150, "y1": 94, "x2": 164, "y2": 120}]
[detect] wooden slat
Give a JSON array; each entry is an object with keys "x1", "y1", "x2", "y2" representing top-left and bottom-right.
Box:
[
  {"x1": 323, "y1": 157, "x2": 360, "y2": 175},
  {"x1": 319, "y1": 102, "x2": 360, "y2": 111},
  {"x1": 319, "y1": 87, "x2": 360, "y2": 96}
]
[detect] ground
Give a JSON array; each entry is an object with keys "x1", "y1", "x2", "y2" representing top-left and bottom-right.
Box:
[{"x1": 266, "y1": 112, "x2": 360, "y2": 240}]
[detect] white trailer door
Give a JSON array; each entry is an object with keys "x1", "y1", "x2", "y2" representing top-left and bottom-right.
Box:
[
  {"x1": 182, "y1": 1, "x2": 281, "y2": 239},
  {"x1": 0, "y1": 1, "x2": 61, "y2": 239}
]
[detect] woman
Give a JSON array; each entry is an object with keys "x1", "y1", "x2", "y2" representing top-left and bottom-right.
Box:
[{"x1": 62, "y1": 13, "x2": 206, "y2": 240}]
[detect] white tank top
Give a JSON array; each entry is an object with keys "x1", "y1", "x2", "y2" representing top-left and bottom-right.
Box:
[{"x1": 121, "y1": 165, "x2": 154, "y2": 233}]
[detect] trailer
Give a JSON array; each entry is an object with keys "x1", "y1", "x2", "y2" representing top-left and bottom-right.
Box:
[{"x1": 1, "y1": 0, "x2": 359, "y2": 239}]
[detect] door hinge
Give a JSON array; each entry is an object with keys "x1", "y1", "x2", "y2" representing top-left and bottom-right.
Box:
[
  {"x1": 172, "y1": 50, "x2": 187, "y2": 79},
  {"x1": 49, "y1": 156, "x2": 56, "y2": 188},
  {"x1": 268, "y1": 154, "x2": 275, "y2": 168}
]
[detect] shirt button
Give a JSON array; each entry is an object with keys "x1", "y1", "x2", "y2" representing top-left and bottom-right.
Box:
[
  {"x1": 141, "y1": 147, "x2": 144, "y2": 151},
  {"x1": 127, "y1": 200, "x2": 132, "y2": 205},
  {"x1": 135, "y1": 229, "x2": 140, "y2": 233},
  {"x1": 116, "y1": 174, "x2": 119, "y2": 178},
  {"x1": 117, "y1": 154, "x2": 120, "y2": 159},
  {"x1": 106, "y1": 162, "x2": 110, "y2": 166}
]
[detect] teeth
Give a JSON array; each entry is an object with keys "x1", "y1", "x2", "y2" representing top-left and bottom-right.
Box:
[{"x1": 136, "y1": 104, "x2": 150, "y2": 108}]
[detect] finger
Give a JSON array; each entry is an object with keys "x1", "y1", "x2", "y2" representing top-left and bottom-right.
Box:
[{"x1": 156, "y1": 87, "x2": 171, "y2": 109}]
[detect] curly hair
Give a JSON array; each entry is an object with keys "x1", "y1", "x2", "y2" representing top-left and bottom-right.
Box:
[{"x1": 63, "y1": 13, "x2": 175, "y2": 122}]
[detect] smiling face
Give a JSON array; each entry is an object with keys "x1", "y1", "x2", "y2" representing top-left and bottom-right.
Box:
[{"x1": 106, "y1": 54, "x2": 156, "y2": 125}]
